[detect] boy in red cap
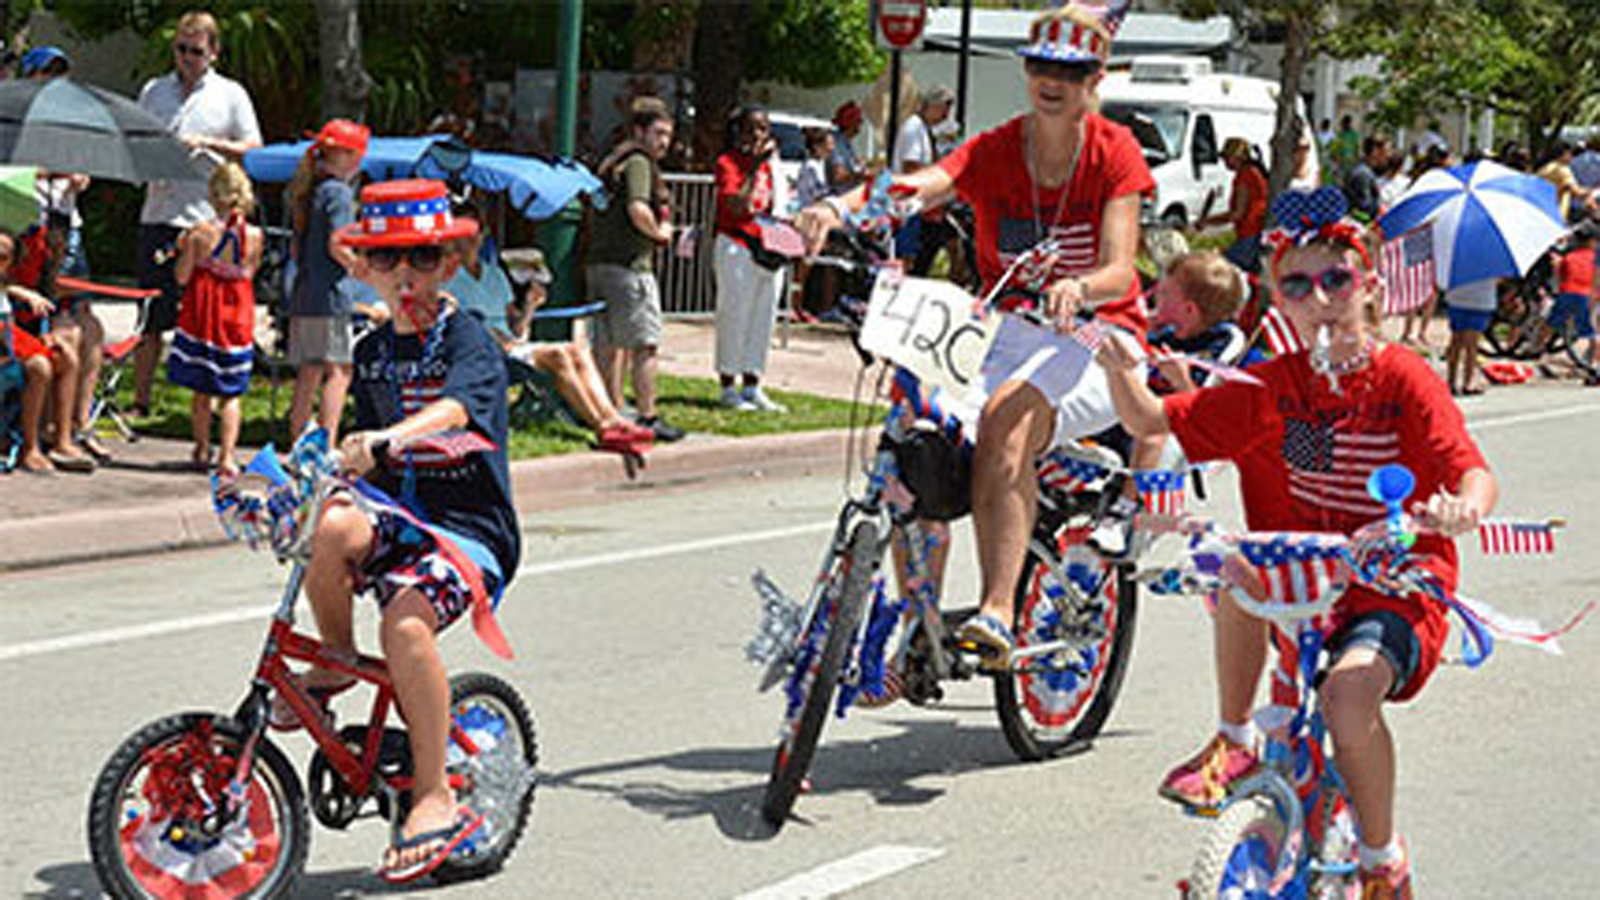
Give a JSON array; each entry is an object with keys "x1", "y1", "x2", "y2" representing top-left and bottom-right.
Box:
[{"x1": 296, "y1": 179, "x2": 519, "y2": 882}]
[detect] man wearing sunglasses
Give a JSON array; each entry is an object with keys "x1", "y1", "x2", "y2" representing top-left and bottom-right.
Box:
[{"x1": 131, "y1": 10, "x2": 262, "y2": 419}]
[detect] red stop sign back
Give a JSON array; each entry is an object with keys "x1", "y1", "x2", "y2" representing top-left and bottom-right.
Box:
[{"x1": 875, "y1": 0, "x2": 927, "y2": 51}]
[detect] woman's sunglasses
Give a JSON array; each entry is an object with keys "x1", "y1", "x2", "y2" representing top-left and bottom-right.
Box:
[
  {"x1": 1024, "y1": 58, "x2": 1100, "y2": 84},
  {"x1": 362, "y1": 245, "x2": 444, "y2": 273},
  {"x1": 1278, "y1": 265, "x2": 1359, "y2": 302}
]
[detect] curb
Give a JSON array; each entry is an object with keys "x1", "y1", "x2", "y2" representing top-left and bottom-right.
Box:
[{"x1": 0, "y1": 428, "x2": 863, "y2": 572}]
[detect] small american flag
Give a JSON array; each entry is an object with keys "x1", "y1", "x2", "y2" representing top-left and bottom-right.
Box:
[
  {"x1": 1037, "y1": 452, "x2": 1111, "y2": 495},
  {"x1": 394, "y1": 429, "x2": 497, "y2": 463},
  {"x1": 1282, "y1": 418, "x2": 1399, "y2": 518},
  {"x1": 1135, "y1": 469, "x2": 1187, "y2": 517},
  {"x1": 1380, "y1": 225, "x2": 1437, "y2": 316},
  {"x1": 1261, "y1": 306, "x2": 1305, "y2": 356},
  {"x1": 1478, "y1": 519, "x2": 1558, "y2": 556},
  {"x1": 1237, "y1": 534, "x2": 1350, "y2": 608}
]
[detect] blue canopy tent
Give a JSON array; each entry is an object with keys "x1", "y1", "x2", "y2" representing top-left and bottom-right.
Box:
[{"x1": 241, "y1": 135, "x2": 600, "y2": 220}]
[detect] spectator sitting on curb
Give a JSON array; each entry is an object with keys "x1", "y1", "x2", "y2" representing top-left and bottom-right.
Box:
[
  {"x1": 9, "y1": 220, "x2": 96, "y2": 472},
  {"x1": 444, "y1": 209, "x2": 655, "y2": 457}
]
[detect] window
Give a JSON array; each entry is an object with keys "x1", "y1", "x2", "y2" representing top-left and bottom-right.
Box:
[{"x1": 1192, "y1": 115, "x2": 1218, "y2": 166}]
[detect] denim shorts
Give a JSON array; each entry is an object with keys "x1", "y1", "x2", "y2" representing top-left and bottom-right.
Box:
[
  {"x1": 1325, "y1": 608, "x2": 1421, "y2": 699},
  {"x1": 1446, "y1": 305, "x2": 1493, "y2": 334},
  {"x1": 1548, "y1": 293, "x2": 1595, "y2": 339}
]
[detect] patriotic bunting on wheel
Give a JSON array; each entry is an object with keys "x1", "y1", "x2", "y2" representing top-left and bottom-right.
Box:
[
  {"x1": 1478, "y1": 519, "x2": 1558, "y2": 556},
  {"x1": 1380, "y1": 225, "x2": 1438, "y2": 316},
  {"x1": 1135, "y1": 469, "x2": 1187, "y2": 517},
  {"x1": 1038, "y1": 452, "x2": 1113, "y2": 494}
]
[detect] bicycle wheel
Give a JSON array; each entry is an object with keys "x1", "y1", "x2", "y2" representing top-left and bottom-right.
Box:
[
  {"x1": 1561, "y1": 318, "x2": 1599, "y2": 381},
  {"x1": 760, "y1": 520, "x2": 879, "y2": 827},
  {"x1": 994, "y1": 528, "x2": 1138, "y2": 761},
  {"x1": 87, "y1": 713, "x2": 309, "y2": 900},
  {"x1": 432, "y1": 672, "x2": 539, "y2": 884},
  {"x1": 1187, "y1": 794, "x2": 1291, "y2": 899}
]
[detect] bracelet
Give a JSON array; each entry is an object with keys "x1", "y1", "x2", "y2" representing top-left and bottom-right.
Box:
[{"x1": 824, "y1": 195, "x2": 853, "y2": 222}]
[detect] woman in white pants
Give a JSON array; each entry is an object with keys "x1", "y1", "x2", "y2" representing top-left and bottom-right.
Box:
[{"x1": 711, "y1": 106, "x2": 786, "y2": 412}]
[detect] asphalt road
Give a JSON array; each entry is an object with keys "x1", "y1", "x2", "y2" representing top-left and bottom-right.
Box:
[{"x1": 3, "y1": 385, "x2": 1598, "y2": 900}]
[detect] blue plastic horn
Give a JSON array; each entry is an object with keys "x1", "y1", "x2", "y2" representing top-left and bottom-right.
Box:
[{"x1": 1367, "y1": 463, "x2": 1415, "y2": 543}]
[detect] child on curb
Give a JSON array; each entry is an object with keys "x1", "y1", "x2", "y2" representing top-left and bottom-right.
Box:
[
  {"x1": 1097, "y1": 188, "x2": 1497, "y2": 899},
  {"x1": 297, "y1": 179, "x2": 519, "y2": 883},
  {"x1": 1089, "y1": 250, "x2": 1248, "y2": 556},
  {"x1": 286, "y1": 119, "x2": 374, "y2": 445},
  {"x1": 168, "y1": 163, "x2": 263, "y2": 476}
]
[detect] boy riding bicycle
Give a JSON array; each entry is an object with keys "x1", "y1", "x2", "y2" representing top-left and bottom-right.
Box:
[
  {"x1": 296, "y1": 179, "x2": 520, "y2": 883},
  {"x1": 1097, "y1": 188, "x2": 1497, "y2": 899}
]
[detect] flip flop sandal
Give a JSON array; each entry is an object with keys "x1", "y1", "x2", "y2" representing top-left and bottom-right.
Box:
[
  {"x1": 47, "y1": 450, "x2": 96, "y2": 474},
  {"x1": 78, "y1": 434, "x2": 114, "y2": 463},
  {"x1": 956, "y1": 612, "x2": 1016, "y2": 672},
  {"x1": 268, "y1": 677, "x2": 356, "y2": 732},
  {"x1": 379, "y1": 807, "x2": 486, "y2": 884}
]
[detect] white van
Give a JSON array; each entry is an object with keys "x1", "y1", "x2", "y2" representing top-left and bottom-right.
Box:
[
  {"x1": 767, "y1": 110, "x2": 839, "y2": 217},
  {"x1": 1098, "y1": 56, "x2": 1316, "y2": 228}
]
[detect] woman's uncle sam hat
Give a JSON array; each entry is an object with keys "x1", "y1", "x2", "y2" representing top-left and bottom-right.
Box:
[{"x1": 1017, "y1": 1, "x2": 1131, "y2": 65}]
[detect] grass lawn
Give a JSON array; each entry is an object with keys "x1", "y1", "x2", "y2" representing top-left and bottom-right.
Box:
[{"x1": 119, "y1": 370, "x2": 882, "y2": 460}]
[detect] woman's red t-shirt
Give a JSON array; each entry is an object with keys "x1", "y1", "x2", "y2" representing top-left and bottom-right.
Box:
[
  {"x1": 938, "y1": 113, "x2": 1155, "y2": 335},
  {"x1": 714, "y1": 150, "x2": 774, "y2": 244},
  {"x1": 1557, "y1": 245, "x2": 1595, "y2": 296}
]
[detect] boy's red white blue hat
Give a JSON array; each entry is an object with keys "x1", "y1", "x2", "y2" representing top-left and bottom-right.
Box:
[
  {"x1": 337, "y1": 179, "x2": 477, "y2": 248},
  {"x1": 1016, "y1": 1, "x2": 1130, "y2": 65}
]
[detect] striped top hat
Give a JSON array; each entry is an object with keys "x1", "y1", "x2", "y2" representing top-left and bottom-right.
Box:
[
  {"x1": 1017, "y1": 1, "x2": 1131, "y2": 65},
  {"x1": 337, "y1": 179, "x2": 477, "y2": 248}
]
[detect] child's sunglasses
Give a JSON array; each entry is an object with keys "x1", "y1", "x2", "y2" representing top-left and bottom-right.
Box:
[
  {"x1": 362, "y1": 245, "x2": 445, "y2": 273},
  {"x1": 1278, "y1": 265, "x2": 1358, "y2": 302}
]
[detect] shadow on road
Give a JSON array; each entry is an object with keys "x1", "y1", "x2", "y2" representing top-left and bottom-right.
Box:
[
  {"x1": 542, "y1": 716, "x2": 1074, "y2": 841},
  {"x1": 29, "y1": 860, "x2": 385, "y2": 899}
]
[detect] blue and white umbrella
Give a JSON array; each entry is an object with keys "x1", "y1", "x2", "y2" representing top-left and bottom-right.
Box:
[{"x1": 1377, "y1": 160, "x2": 1567, "y2": 290}]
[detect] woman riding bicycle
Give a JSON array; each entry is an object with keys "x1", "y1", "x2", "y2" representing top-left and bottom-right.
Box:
[
  {"x1": 1097, "y1": 187, "x2": 1498, "y2": 899},
  {"x1": 795, "y1": 0, "x2": 1153, "y2": 669}
]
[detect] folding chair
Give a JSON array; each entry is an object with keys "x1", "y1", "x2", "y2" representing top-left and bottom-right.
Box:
[
  {"x1": 1, "y1": 303, "x2": 24, "y2": 472},
  {"x1": 58, "y1": 277, "x2": 161, "y2": 444}
]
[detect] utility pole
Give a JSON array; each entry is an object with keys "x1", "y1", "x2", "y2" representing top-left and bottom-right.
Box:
[{"x1": 538, "y1": 0, "x2": 584, "y2": 338}]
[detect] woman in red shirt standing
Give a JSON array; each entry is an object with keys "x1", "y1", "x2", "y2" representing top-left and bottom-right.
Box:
[
  {"x1": 1200, "y1": 136, "x2": 1269, "y2": 274},
  {"x1": 712, "y1": 106, "x2": 787, "y2": 413},
  {"x1": 795, "y1": 0, "x2": 1151, "y2": 665}
]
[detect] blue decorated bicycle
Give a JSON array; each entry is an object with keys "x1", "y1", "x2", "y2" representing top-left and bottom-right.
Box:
[{"x1": 1135, "y1": 464, "x2": 1586, "y2": 899}]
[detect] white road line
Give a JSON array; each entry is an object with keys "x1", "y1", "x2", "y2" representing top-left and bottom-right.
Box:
[
  {"x1": 0, "y1": 520, "x2": 835, "y2": 662},
  {"x1": 1472, "y1": 401, "x2": 1600, "y2": 431},
  {"x1": 734, "y1": 845, "x2": 945, "y2": 900}
]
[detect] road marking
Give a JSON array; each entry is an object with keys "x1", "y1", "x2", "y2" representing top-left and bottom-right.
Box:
[
  {"x1": 1472, "y1": 401, "x2": 1600, "y2": 431},
  {"x1": 0, "y1": 520, "x2": 835, "y2": 662},
  {"x1": 0, "y1": 604, "x2": 274, "y2": 663},
  {"x1": 734, "y1": 845, "x2": 945, "y2": 900},
  {"x1": 519, "y1": 520, "x2": 833, "y2": 577}
]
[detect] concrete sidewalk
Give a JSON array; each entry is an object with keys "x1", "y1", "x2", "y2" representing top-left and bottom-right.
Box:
[{"x1": 0, "y1": 320, "x2": 871, "y2": 570}]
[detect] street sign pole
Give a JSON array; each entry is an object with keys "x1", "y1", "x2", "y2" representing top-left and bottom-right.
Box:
[{"x1": 887, "y1": 50, "x2": 902, "y2": 168}]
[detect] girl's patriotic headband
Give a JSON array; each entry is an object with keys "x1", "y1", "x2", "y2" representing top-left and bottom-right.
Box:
[{"x1": 1264, "y1": 186, "x2": 1372, "y2": 273}]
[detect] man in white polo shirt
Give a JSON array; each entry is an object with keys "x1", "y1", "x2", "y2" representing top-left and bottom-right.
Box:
[{"x1": 131, "y1": 9, "x2": 262, "y2": 418}]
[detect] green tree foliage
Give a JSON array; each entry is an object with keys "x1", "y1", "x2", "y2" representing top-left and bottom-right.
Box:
[
  {"x1": 1329, "y1": 0, "x2": 1600, "y2": 155},
  {"x1": 747, "y1": 0, "x2": 885, "y2": 88}
]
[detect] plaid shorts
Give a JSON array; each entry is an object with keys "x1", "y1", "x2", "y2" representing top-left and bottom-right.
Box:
[{"x1": 354, "y1": 505, "x2": 490, "y2": 631}]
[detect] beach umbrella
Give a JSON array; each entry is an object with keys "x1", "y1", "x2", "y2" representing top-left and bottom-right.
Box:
[
  {"x1": 0, "y1": 78, "x2": 200, "y2": 184},
  {"x1": 1377, "y1": 160, "x2": 1566, "y2": 290},
  {"x1": 0, "y1": 164, "x2": 38, "y2": 233},
  {"x1": 242, "y1": 135, "x2": 599, "y2": 221}
]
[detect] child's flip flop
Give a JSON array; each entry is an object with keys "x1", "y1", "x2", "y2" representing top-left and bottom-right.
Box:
[
  {"x1": 379, "y1": 806, "x2": 485, "y2": 884},
  {"x1": 956, "y1": 612, "x2": 1015, "y2": 672}
]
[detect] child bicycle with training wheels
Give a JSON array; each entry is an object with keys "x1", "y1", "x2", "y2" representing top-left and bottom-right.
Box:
[{"x1": 1098, "y1": 186, "x2": 1499, "y2": 898}]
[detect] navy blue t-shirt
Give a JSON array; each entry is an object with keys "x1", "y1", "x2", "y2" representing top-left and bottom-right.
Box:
[
  {"x1": 292, "y1": 178, "x2": 375, "y2": 317},
  {"x1": 351, "y1": 305, "x2": 520, "y2": 579}
]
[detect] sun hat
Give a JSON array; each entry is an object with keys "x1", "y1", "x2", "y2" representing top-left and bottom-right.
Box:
[
  {"x1": 336, "y1": 179, "x2": 478, "y2": 249},
  {"x1": 1016, "y1": 0, "x2": 1130, "y2": 65},
  {"x1": 311, "y1": 118, "x2": 370, "y2": 156},
  {"x1": 19, "y1": 46, "x2": 69, "y2": 77}
]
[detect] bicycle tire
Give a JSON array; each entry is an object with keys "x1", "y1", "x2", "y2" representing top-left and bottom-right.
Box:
[
  {"x1": 994, "y1": 529, "x2": 1139, "y2": 761},
  {"x1": 87, "y1": 712, "x2": 309, "y2": 900},
  {"x1": 432, "y1": 671, "x2": 539, "y2": 884},
  {"x1": 760, "y1": 520, "x2": 879, "y2": 827},
  {"x1": 1187, "y1": 793, "x2": 1290, "y2": 899}
]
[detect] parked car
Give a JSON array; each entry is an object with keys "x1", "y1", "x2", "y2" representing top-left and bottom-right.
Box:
[{"x1": 767, "y1": 110, "x2": 840, "y2": 217}]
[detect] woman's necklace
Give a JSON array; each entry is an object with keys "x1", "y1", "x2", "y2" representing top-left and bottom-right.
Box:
[{"x1": 1025, "y1": 115, "x2": 1084, "y2": 244}]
